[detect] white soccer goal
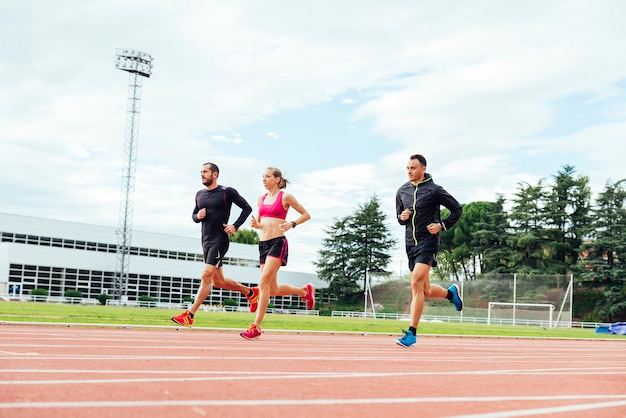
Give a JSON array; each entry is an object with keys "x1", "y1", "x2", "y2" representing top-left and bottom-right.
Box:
[{"x1": 487, "y1": 302, "x2": 555, "y2": 328}]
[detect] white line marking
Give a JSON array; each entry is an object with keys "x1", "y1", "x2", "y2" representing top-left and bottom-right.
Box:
[
  {"x1": 451, "y1": 400, "x2": 626, "y2": 417},
  {"x1": 1, "y1": 367, "x2": 626, "y2": 385},
  {"x1": 1, "y1": 395, "x2": 625, "y2": 410}
]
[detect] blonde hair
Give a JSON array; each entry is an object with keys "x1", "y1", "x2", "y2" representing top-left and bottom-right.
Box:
[{"x1": 266, "y1": 167, "x2": 289, "y2": 189}]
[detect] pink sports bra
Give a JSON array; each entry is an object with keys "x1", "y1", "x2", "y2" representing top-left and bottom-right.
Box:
[{"x1": 258, "y1": 191, "x2": 289, "y2": 220}]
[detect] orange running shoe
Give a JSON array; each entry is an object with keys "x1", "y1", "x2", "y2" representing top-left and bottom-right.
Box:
[
  {"x1": 302, "y1": 283, "x2": 315, "y2": 310},
  {"x1": 240, "y1": 323, "x2": 262, "y2": 340},
  {"x1": 171, "y1": 310, "x2": 194, "y2": 327},
  {"x1": 246, "y1": 287, "x2": 259, "y2": 313}
]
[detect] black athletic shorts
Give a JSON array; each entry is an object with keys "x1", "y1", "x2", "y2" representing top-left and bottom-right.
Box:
[
  {"x1": 259, "y1": 236, "x2": 288, "y2": 266},
  {"x1": 406, "y1": 243, "x2": 438, "y2": 271},
  {"x1": 202, "y1": 240, "x2": 229, "y2": 268}
]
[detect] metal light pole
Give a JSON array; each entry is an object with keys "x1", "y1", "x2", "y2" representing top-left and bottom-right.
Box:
[{"x1": 113, "y1": 48, "x2": 153, "y2": 300}]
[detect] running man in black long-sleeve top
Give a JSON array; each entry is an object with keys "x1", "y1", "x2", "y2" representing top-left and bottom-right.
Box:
[
  {"x1": 171, "y1": 162, "x2": 259, "y2": 327},
  {"x1": 395, "y1": 154, "x2": 464, "y2": 347}
]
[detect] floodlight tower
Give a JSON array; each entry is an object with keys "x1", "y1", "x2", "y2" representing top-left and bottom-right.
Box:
[{"x1": 113, "y1": 48, "x2": 153, "y2": 300}]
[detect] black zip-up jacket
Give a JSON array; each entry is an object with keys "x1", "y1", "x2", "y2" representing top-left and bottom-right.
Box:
[{"x1": 395, "y1": 173, "x2": 462, "y2": 247}]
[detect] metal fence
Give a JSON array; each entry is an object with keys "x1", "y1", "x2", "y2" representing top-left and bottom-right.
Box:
[
  {"x1": 360, "y1": 274, "x2": 574, "y2": 328},
  {"x1": 454, "y1": 274, "x2": 573, "y2": 328}
]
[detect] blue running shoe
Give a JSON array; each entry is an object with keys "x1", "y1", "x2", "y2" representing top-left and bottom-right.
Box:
[
  {"x1": 396, "y1": 329, "x2": 416, "y2": 348},
  {"x1": 449, "y1": 284, "x2": 463, "y2": 311}
]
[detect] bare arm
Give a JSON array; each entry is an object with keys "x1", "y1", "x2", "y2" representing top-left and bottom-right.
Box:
[{"x1": 281, "y1": 192, "x2": 310, "y2": 230}]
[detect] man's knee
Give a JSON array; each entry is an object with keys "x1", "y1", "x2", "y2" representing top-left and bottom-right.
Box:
[
  {"x1": 201, "y1": 267, "x2": 217, "y2": 282},
  {"x1": 411, "y1": 278, "x2": 426, "y2": 293},
  {"x1": 411, "y1": 266, "x2": 430, "y2": 290}
]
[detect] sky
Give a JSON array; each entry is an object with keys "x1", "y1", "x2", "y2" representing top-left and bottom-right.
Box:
[{"x1": 1, "y1": 1, "x2": 625, "y2": 276}]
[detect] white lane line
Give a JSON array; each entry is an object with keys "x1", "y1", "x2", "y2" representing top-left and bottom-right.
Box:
[
  {"x1": 0, "y1": 350, "x2": 38, "y2": 356},
  {"x1": 0, "y1": 351, "x2": 609, "y2": 361},
  {"x1": 1, "y1": 395, "x2": 626, "y2": 410},
  {"x1": 11, "y1": 367, "x2": 623, "y2": 375},
  {"x1": 1, "y1": 368, "x2": 626, "y2": 385},
  {"x1": 451, "y1": 400, "x2": 626, "y2": 417},
  {"x1": 2, "y1": 350, "x2": 626, "y2": 367}
]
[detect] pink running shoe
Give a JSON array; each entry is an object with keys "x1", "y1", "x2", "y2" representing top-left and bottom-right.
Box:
[
  {"x1": 302, "y1": 283, "x2": 315, "y2": 310},
  {"x1": 240, "y1": 323, "x2": 261, "y2": 340},
  {"x1": 246, "y1": 287, "x2": 259, "y2": 313},
  {"x1": 171, "y1": 310, "x2": 193, "y2": 327}
]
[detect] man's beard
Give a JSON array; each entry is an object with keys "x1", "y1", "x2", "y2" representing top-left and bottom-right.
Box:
[{"x1": 202, "y1": 178, "x2": 214, "y2": 187}]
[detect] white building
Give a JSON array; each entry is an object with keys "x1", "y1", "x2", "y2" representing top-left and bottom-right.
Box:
[{"x1": 0, "y1": 213, "x2": 324, "y2": 309}]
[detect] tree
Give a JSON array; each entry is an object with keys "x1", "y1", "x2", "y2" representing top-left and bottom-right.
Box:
[
  {"x1": 474, "y1": 195, "x2": 513, "y2": 273},
  {"x1": 230, "y1": 228, "x2": 259, "y2": 244},
  {"x1": 575, "y1": 179, "x2": 626, "y2": 286},
  {"x1": 439, "y1": 198, "x2": 512, "y2": 279},
  {"x1": 314, "y1": 195, "x2": 396, "y2": 299},
  {"x1": 508, "y1": 180, "x2": 547, "y2": 272},
  {"x1": 543, "y1": 165, "x2": 591, "y2": 274},
  {"x1": 572, "y1": 179, "x2": 626, "y2": 321},
  {"x1": 348, "y1": 196, "x2": 396, "y2": 289},
  {"x1": 595, "y1": 285, "x2": 626, "y2": 322},
  {"x1": 315, "y1": 216, "x2": 359, "y2": 298},
  {"x1": 437, "y1": 204, "x2": 472, "y2": 280}
]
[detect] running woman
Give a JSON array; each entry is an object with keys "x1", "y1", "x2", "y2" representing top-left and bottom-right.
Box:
[{"x1": 240, "y1": 167, "x2": 315, "y2": 339}]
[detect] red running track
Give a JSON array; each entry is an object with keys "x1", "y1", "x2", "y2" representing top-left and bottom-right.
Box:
[{"x1": 0, "y1": 324, "x2": 625, "y2": 418}]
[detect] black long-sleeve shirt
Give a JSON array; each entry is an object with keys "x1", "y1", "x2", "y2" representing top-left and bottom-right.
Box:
[
  {"x1": 192, "y1": 186, "x2": 252, "y2": 245},
  {"x1": 395, "y1": 173, "x2": 462, "y2": 247}
]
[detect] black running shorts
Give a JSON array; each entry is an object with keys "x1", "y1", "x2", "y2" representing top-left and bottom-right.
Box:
[{"x1": 259, "y1": 236, "x2": 288, "y2": 266}]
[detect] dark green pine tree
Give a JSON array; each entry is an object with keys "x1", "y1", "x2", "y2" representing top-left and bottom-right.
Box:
[
  {"x1": 574, "y1": 179, "x2": 626, "y2": 321},
  {"x1": 314, "y1": 195, "x2": 396, "y2": 299},
  {"x1": 576, "y1": 179, "x2": 626, "y2": 285},
  {"x1": 508, "y1": 180, "x2": 547, "y2": 272},
  {"x1": 348, "y1": 195, "x2": 397, "y2": 290},
  {"x1": 314, "y1": 216, "x2": 360, "y2": 298},
  {"x1": 543, "y1": 165, "x2": 591, "y2": 274}
]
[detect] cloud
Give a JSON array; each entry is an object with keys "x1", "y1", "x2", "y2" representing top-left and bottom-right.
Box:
[
  {"x1": 209, "y1": 134, "x2": 243, "y2": 144},
  {"x1": 1, "y1": 1, "x2": 625, "y2": 275}
]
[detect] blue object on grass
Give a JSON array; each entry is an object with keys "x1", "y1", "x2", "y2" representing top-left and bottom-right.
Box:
[
  {"x1": 608, "y1": 322, "x2": 626, "y2": 335},
  {"x1": 595, "y1": 325, "x2": 610, "y2": 334}
]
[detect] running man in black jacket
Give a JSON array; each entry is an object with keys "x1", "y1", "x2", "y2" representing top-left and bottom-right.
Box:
[
  {"x1": 171, "y1": 162, "x2": 258, "y2": 327},
  {"x1": 395, "y1": 154, "x2": 463, "y2": 347}
]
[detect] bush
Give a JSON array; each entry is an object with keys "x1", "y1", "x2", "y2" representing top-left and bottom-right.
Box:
[
  {"x1": 98, "y1": 294, "x2": 112, "y2": 305},
  {"x1": 138, "y1": 295, "x2": 156, "y2": 307},
  {"x1": 64, "y1": 289, "x2": 83, "y2": 298},
  {"x1": 222, "y1": 298, "x2": 238, "y2": 307},
  {"x1": 31, "y1": 288, "x2": 48, "y2": 302},
  {"x1": 64, "y1": 289, "x2": 83, "y2": 304}
]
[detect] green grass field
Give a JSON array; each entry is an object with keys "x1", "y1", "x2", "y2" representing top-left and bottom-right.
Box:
[{"x1": 1, "y1": 301, "x2": 622, "y2": 339}]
